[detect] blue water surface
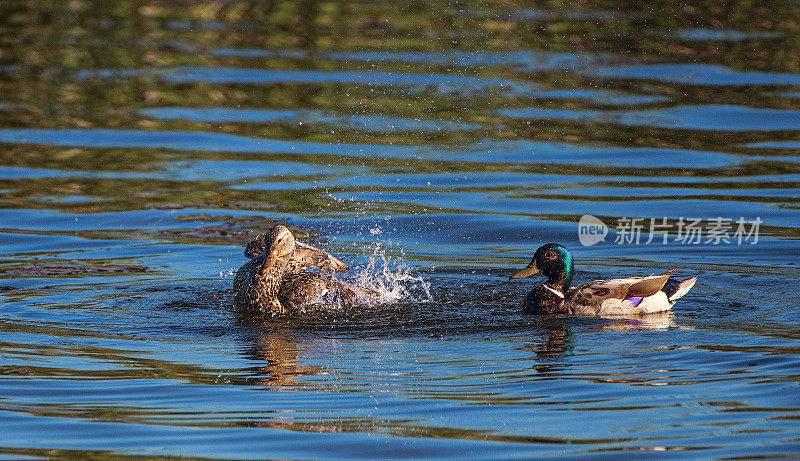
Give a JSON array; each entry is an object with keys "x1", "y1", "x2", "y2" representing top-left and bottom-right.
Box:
[{"x1": 0, "y1": 1, "x2": 799, "y2": 459}]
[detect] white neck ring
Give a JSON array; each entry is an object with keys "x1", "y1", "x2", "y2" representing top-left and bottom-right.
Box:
[{"x1": 543, "y1": 284, "x2": 565, "y2": 298}]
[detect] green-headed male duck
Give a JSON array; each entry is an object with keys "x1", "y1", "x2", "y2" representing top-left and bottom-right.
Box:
[
  {"x1": 233, "y1": 224, "x2": 375, "y2": 314},
  {"x1": 510, "y1": 243, "x2": 696, "y2": 316}
]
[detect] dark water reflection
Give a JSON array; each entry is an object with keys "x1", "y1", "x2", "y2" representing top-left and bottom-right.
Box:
[{"x1": 1, "y1": 0, "x2": 799, "y2": 459}]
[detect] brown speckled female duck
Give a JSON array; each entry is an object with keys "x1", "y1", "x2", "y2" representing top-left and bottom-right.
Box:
[{"x1": 233, "y1": 225, "x2": 374, "y2": 314}]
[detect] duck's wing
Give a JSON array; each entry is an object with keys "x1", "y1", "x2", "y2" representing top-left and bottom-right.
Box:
[
  {"x1": 566, "y1": 270, "x2": 678, "y2": 315},
  {"x1": 291, "y1": 241, "x2": 350, "y2": 273},
  {"x1": 622, "y1": 269, "x2": 677, "y2": 297},
  {"x1": 244, "y1": 234, "x2": 349, "y2": 273},
  {"x1": 243, "y1": 234, "x2": 268, "y2": 259},
  {"x1": 278, "y1": 272, "x2": 332, "y2": 311},
  {"x1": 278, "y1": 272, "x2": 377, "y2": 310}
]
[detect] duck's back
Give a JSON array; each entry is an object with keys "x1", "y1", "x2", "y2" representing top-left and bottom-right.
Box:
[
  {"x1": 565, "y1": 270, "x2": 691, "y2": 315},
  {"x1": 278, "y1": 272, "x2": 369, "y2": 311}
]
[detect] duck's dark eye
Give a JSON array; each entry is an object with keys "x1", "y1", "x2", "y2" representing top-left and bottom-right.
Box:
[{"x1": 545, "y1": 250, "x2": 555, "y2": 259}]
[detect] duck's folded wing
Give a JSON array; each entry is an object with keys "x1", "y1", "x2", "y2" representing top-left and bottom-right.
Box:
[
  {"x1": 279, "y1": 272, "x2": 375, "y2": 309},
  {"x1": 566, "y1": 270, "x2": 678, "y2": 313},
  {"x1": 568, "y1": 279, "x2": 632, "y2": 308},
  {"x1": 292, "y1": 241, "x2": 350, "y2": 273},
  {"x1": 626, "y1": 270, "x2": 677, "y2": 297}
]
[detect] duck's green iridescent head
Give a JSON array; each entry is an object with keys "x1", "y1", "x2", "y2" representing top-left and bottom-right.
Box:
[{"x1": 510, "y1": 243, "x2": 574, "y2": 290}]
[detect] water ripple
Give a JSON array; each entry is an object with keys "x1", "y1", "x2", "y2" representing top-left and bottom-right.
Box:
[
  {"x1": 1, "y1": 0, "x2": 799, "y2": 458},
  {"x1": 584, "y1": 63, "x2": 800, "y2": 86}
]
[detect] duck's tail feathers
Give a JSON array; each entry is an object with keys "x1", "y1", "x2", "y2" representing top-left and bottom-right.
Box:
[{"x1": 663, "y1": 276, "x2": 697, "y2": 304}]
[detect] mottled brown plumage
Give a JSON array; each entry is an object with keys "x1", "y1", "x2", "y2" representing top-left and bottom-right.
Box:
[
  {"x1": 244, "y1": 230, "x2": 350, "y2": 273},
  {"x1": 233, "y1": 225, "x2": 375, "y2": 314},
  {"x1": 278, "y1": 271, "x2": 372, "y2": 311}
]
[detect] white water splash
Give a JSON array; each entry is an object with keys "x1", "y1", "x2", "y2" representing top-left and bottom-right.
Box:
[
  {"x1": 350, "y1": 241, "x2": 432, "y2": 305},
  {"x1": 219, "y1": 231, "x2": 430, "y2": 310}
]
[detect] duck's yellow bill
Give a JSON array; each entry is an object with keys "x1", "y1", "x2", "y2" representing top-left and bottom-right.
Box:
[
  {"x1": 259, "y1": 250, "x2": 279, "y2": 275},
  {"x1": 510, "y1": 261, "x2": 539, "y2": 279}
]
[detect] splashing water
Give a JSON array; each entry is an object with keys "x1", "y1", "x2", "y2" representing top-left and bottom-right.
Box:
[
  {"x1": 350, "y1": 241, "x2": 432, "y2": 305},
  {"x1": 219, "y1": 230, "x2": 431, "y2": 311}
]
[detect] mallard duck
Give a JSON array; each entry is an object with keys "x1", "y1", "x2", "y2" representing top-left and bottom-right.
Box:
[
  {"x1": 510, "y1": 243, "x2": 696, "y2": 315},
  {"x1": 233, "y1": 224, "x2": 375, "y2": 314},
  {"x1": 243, "y1": 229, "x2": 350, "y2": 273}
]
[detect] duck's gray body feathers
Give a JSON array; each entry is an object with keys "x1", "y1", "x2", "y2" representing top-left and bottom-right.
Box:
[{"x1": 561, "y1": 270, "x2": 697, "y2": 315}]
